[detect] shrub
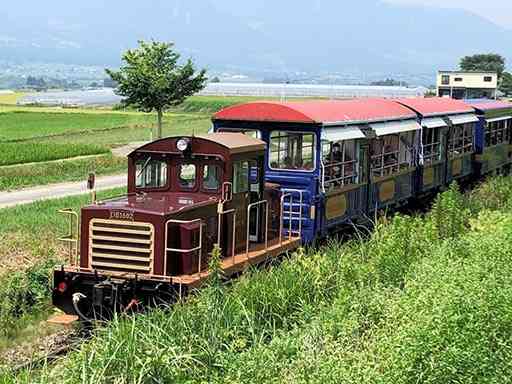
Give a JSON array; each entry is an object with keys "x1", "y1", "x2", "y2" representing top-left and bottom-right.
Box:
[
  {"x1": 431, "y1": 182, "x2": 469, "y2": 240},
  {"x1": 0, "y1": 257, "x2": 57, "y2": 337}
]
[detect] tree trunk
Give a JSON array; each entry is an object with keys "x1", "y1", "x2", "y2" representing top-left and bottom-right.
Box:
[{"x1": 156, "y1": 109, "x2": 163, "y2": 139}]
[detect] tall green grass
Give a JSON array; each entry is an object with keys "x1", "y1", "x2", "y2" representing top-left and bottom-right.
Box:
[
  {"x1": 0, "y1": 143, "x2": 109, "y2": 167},
  {"x1": 0, "y1": 188, "x2": 126, "y2": 349},
  {"x1": 5, "y1": 178, "x2": 512, "y2": 383}
]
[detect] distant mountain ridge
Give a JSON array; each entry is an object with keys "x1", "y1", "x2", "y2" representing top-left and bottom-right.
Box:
[{"x1": 1, "y1": 0, "x2": 511, "y2": 74}]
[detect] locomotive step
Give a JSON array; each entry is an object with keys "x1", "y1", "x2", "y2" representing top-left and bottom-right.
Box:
[{"x1": 172, "y1": 237, "x2": 301, "y2": 288}]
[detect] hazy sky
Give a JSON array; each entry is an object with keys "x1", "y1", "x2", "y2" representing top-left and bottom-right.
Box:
[{"x1": 385, "y1": 0, "x2": 512, "y2": 28}]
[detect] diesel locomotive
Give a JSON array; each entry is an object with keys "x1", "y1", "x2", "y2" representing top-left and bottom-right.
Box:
[{"x1": 52, "y1": 97, "x2": 512, "y2": 321}]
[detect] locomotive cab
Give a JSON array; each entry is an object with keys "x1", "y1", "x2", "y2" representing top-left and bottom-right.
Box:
[{"x1": 52, "y1": 133, "x2": 300, "y2": 319}]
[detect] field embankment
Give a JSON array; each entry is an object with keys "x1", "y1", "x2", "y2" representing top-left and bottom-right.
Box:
[{"x1": 2, "y1": 177, "x2": 512, "y2": 383}]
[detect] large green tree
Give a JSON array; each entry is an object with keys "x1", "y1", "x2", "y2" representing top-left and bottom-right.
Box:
[
  {"x1": 460, "y1": 53, "x2": 506, "y2": 78},
  {"x1": 500, "y1": 72, "x2": 512, "y2": 97},
  {"x1": 107, "y1": 40, "x2": 207, "y2": 139}
]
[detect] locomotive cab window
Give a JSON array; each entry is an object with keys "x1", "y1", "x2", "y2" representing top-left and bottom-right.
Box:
[
  {"x1": 270, "y1": 131, "x2": 315, "y2": 171},
  {"x1": 233, "y1": 161, "x2": 249, "y2": 193},
  {"x1": 371, "y1": 132, "x2": 415, "y2": 177},
  {"x1": 178, "y1": 163, "x2": 197, "y2": 189},
  {"x1": 322, "y1": 140, "x2": 358, "y2": 189},
  {"x1": 136, "y1": 157, "x2": 168, "y2": 189},
  {"x1": 203, "y1": 164, "x2": 222, "y2": 192}
]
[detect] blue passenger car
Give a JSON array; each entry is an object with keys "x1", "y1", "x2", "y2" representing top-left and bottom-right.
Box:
[
  {"x1": 467, "y1": 100, "x2": 512, "y2": 177},
  {"x1": 213, "y1": 100, "x2": 422, "y2": 242}
]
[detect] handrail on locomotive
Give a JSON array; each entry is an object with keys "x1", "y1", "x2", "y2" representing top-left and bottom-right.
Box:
[
  {"x1": 164, "y1": 218, "x2": 204, "y2": 277},
  {"x1": 57, "y1": 209, "x2": 80, "y2": 266}
]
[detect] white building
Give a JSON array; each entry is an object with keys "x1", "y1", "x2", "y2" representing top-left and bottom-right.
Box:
[{"x1": 437, "y1": 71, "x2": 498, "y2": 100}]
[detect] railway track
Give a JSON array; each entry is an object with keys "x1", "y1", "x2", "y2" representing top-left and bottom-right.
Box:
[{"x1": 5, "y1": 328, "x2": 87, "y2": 374}]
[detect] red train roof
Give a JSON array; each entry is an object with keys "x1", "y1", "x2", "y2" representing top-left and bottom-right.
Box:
[
  {"x1": 396, "y1": 97, "x2": 474, "y2": 117},
  {"x1": 213, "y1": 99, "x2": 417, "y2": 125},
  {"x1": 466, "y1": 100, "x2": 512, "y2": 112}
]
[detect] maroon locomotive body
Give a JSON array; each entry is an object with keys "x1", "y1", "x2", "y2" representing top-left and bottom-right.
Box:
[{"x1": 53, "y1": 133, "x2": 300, "y2": 319}]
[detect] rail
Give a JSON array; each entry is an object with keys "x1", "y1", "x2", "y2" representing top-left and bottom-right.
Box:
[
  {"x1": 218, "y1": 208, "x2": 237, "y2": 264},
  {"x1": 165, "y1": 219, "x2": 203, "y2": 276},
  {"x1": 245, "y1": 200, "x2": 269, "y2": 259},
  {"x1": 279, "y1": 189, "x2": 304, "y2": 245},
  {"x1": 57, "y1": 209, "x2": 79, "y2": 266}
]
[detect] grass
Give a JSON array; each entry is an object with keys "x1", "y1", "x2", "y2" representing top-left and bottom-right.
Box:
[
  {"x1": 0, "y1": 110, "x2": 155, "y2": 142},
  {"x1": 0, "y1": 143, "x2": 110, "y2": 167},
  {"x1": 2, "y1": 178, "x2": 512, "y2": 382},
  {"x1": 177, "y1": 95, "x2": 325, "y2": 113},
  {"x1": 0, "y1": 154, "x2": 127, "y2": 191},
  {"x1": 0, "y1": 109, "x2": 211, "y2": 146},
  {"x1": 0, "y1": 106, "x2": 210, "y2": 191},
  {"x1": 39, "y1": 113, "x2": 211, "y2": 147},
  {"x1": 0, "y1": 188, "x2": 126, "y2": 349}
]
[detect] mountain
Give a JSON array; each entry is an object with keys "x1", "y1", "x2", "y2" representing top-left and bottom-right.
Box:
[{"x1": 1, "y1": 0, "x2": 511, "y2": 75}]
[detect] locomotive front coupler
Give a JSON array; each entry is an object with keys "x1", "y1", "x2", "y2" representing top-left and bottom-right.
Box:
[{"x1": 92, "y1": 277, "x2": 138, "y2": 310}]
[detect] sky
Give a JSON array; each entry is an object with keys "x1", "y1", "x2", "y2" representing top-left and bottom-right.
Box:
[{"x1": 385, "y1": 0, "x2": 512, "y2": 29}]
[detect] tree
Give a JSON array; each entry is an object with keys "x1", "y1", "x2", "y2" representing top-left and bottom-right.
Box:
[
  {"x1": 106, "y1": 40, "x2": 207, "y2": 139},
  {"x1": 460, "y1": 53, "x2": 506, "y2": 78},
  {"x1": 500, "y1": 72, "x2": 512, "y2": 97}
]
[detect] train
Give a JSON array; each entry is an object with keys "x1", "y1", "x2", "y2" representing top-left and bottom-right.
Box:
[{"x1": 51, "y1": 97, "x2": 512, "y2": 322}]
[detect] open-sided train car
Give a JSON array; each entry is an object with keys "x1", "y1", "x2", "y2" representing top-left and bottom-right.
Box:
[
  {"x1": 213, "y1": 99, "x2": 425, "y2": 239},
  {"x1": 467, "y1": 100, "x2": 512, "y2": 177},
  {"x1": 52, "y1": 97, "x2": 512, "y2": 321},
  {"x1": 395, "y1": 98, "x2": 480, "y2": 193}
]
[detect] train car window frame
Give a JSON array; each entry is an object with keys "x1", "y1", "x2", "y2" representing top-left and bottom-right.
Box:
[
  {"x1": 485, "y1": 119, "x2": 510, "y2": 148},
  {"x1": 269, "y1": 131, "x2": 316, "y2": 172},
  {"x1": 202, "y1": 164, "x2": 222, "y2": 193},
  {"x1": 233, "y1": 161, "x2": 250, "y2": 194},
  {"x1": 422, "y1": 127, "x2": 442, "y2": 164},
  {"x1": 321, "y1": 139, "x2": 359, "y2": 189},
  {"x1": 135, "y1": 157, "x2": 169, "y2": 190},
  {"x1": 370, "y1": 132, "x2": 415, "y2": 178},
  {"x1": 177, "y1": 163, "x2": 198, "y2": 191},
  {"x1": 448, "y1": 123, "x2": 474, "y2": 158}
]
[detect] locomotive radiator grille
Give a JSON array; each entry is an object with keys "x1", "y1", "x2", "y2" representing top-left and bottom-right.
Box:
[{"x1": 89, "y1": 219, "x2": 154, "y2": 274}]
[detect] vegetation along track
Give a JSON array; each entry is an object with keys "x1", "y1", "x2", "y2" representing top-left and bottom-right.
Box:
[{"x1": 3, "y1": 177, "x2": 508, "y2": 382}]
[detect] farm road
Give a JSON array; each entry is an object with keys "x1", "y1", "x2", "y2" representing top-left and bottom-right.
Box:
[{"x1": 0, "y1": 174, "x2": 126, "y2": 209}]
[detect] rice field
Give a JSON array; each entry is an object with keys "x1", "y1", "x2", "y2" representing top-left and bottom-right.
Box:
[
  {"x1": 0, "y1": 143, "x2": 109, "y2": 166},
  {"x1": 0, "y1": 105, "x2": 211, "y2": 190},
  {"x1": 0, "y1": 92, "x2": 25, "y2": 106},
  {"x1": 0, "y1": 110, "x2": 154, "y2": 142}
]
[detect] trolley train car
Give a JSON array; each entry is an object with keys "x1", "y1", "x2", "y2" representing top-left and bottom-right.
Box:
[{"x1": 52, "y1": 97, "x2": 512, "y2": 321}]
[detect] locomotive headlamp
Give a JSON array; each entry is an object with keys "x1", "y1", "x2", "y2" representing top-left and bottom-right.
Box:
[{"x1": 177, "y1": 138, "x2": 190, "y2": 152}]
